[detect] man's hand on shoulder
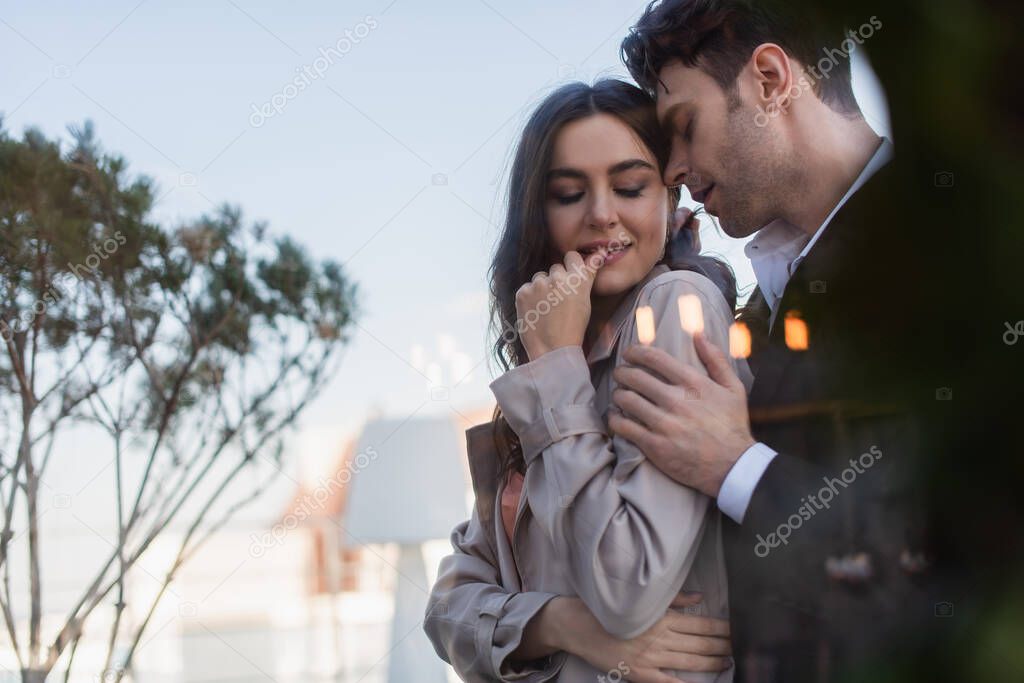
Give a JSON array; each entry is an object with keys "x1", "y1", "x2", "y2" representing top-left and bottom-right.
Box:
[{"x1": 608, "y1": 332, "x2": 754, "y2": 498}]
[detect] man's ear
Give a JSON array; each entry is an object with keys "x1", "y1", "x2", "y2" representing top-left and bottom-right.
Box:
[{"x1": 747, "y1": 43, "x2": 795, "y2": 113}]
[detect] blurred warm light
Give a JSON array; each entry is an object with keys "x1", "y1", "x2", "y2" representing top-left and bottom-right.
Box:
[
  {"x1": 635, "y1": 306, "x2": 656, "y2": 345},
  {"x1": 785, "y1": 311, "x2": 809, "y2": 350},
  {"x1": 729, "y1": 321, "x2": 752, "y2": 359},
  {"x1": 677, "y1": 294, "x2": 704, "y2": 334}
]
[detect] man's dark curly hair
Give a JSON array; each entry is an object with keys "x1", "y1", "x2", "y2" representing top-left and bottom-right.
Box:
[{"x1": 621, "y1": 0, "x2": 862, "y2": 115}]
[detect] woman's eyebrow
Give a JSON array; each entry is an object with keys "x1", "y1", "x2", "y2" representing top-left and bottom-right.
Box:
[
  {"x1": 547, "y1": 167, "x2": 586, "y2": 180},
  {"x1": 608, "y1": 159, "x2": 655, "y2": 175},
  {"x1": 547, "y1": 159, "x2": 654, "y2": 181}
]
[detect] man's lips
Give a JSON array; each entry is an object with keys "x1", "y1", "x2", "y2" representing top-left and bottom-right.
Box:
[{"x1": 690, "y1": 184, "x2": 715, "y2": 205}]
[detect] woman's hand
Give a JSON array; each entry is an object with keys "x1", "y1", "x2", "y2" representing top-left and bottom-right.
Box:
[
  {"x1": 672, "y1": 207, "x2": 701, "y2": 253},
  {"x1": 530, "y1": 594, "x2": 732, "y2": 683},
  {"x1": 515, "y1": 250, "x2": 605, "y2": 362},
  {"x1": 574, "y1": 592, "x2": 732, "y2": 683}
]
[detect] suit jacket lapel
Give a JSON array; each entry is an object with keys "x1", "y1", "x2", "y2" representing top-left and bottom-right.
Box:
[
  {"x1": 739, "y1": 286, "x2": 771, "y2": 381},
  {"x1": 748, "y1": 162, "x2": 893, "y2": 407}
]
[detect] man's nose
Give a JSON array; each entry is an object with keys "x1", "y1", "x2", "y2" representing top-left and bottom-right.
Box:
[{"x1": 664, "y1": 142, "x2": 689, "y2": 188}]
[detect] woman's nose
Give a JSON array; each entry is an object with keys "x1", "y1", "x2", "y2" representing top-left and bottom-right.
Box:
[{"x1": 586, "y1": 189, "x2": 618, "y2": 229}]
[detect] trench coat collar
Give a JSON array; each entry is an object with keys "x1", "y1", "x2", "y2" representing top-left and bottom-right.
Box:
[{"x1": 584, "y1": 263, "x2": 671, "y2": 365}]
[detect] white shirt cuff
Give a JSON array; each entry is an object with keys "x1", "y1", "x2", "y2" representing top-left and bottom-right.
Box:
[{"x1": 717, "y1": 442, "x2": 778, "y2": 524}]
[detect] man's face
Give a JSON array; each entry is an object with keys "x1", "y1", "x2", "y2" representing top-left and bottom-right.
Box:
[{"x1": 655, "y1": 60, "x2": 795, "y2": 238}]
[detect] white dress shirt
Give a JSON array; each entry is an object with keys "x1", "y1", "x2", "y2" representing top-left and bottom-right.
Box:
[
  {"x1": 717, "y1": 136, "x2": 894, "y2": 524},
  {"x1": 743, "y1": 219, "x2": 807, "y2": 328}
]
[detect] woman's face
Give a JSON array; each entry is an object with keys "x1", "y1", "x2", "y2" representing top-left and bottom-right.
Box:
[{"x1": 545, "y1": 113, "x2": 670, "y2": 298}]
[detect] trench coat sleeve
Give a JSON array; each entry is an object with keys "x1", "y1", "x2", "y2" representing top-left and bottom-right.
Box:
[
  {"x1": 490, "y1": 271, "x2": 745, "y2": 639},
  {"x1": 424, "y1": 503, "x2": 567, "y2": 681}
]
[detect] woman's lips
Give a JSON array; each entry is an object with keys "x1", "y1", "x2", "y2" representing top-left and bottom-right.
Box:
[{"x1": 597, "y1": 244, "x2": 630, "y2": 266}]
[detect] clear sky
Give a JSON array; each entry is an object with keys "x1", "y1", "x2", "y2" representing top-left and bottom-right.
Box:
[{"x1": 1, "y1": 0, "x2": 890, "y2": 487}]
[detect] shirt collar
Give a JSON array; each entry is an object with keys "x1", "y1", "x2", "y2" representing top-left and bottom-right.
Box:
[
  {"x1": 744, "y1": 219, "x2": 808, "y2": 280},
  {"x1": 585, "y1": 263, "x2": 670, "y2": 365}
]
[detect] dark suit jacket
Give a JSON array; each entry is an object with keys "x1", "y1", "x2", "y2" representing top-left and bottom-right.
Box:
[{"x1": 725, "y1": 159, "x2": 963, "y2": 682}]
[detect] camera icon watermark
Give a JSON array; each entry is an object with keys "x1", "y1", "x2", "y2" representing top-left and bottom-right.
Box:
[
  {"x1": 934, "y1": 171, "x2": 954, "y2": 187},
  {"x1": 934, "y1": 601, "x2": 954, "y2": 617},
  {"x1": 427, "y1": 600, "x2": 449, "y2": 618},
  {"x1": 809, "y1": 280, "x2": 827, "y2": 294},
  {"x1": 178, "y1": 172, "x2": 198, "y2": 187},
  {"x1": 429, "y1": 386, "x2": 449, "y2": 402},
  {"x1": 431, "y1": 173, "x2": 448, "y2": 186},
  {"x1": 53, "y1": 493, "x2": 72, "y2": 509},
  {"x1": 51, "y1": 63, "x2": 72, "y2": 79},
  {"x1": 178, "y1": 601, "x2": 198, "y2": 618},
  {"x1": 558, "y1": 494, "x2": 574, "y2": 509},
  {"x1": 935, "y1": 387, "x2": 953, "y2": 401},
  {"x1": 679, "y1": 597, "x2": 703, "y2": 615},
  {"x1": 681, "y1": 172, "x2": 705, "y2": 189},
  {"x1": 557, "y1": 63, "x2": 576, "y2": 80}
]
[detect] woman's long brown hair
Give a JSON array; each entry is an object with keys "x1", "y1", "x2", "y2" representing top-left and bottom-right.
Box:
[{"x1": 488, "y1": 79, "x2": 736, "y2": 479}]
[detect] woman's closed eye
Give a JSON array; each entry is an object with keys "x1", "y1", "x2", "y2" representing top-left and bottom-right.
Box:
[
  {"x1": 554, "y1": 191, "x2": 585, "y2": 205},
  {"x1": 616, "y1": 185, "x2": 646, "y2": 198},
  {"x1": 552, "y1": 186, "x2": 647, "y2": 205}
]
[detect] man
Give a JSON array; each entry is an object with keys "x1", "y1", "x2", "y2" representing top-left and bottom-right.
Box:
[{"x1": 605, "y1": 0, "x2": 960, "y2": 680}]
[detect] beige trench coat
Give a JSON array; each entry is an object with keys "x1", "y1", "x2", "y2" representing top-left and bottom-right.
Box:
[{"x1": 425, "y1": 264, "x2": 753, "y2": 681}]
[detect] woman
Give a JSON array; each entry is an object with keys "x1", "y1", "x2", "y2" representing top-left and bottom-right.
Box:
[{"x1": 425, "y1": 79, "x2": 752, "y2": 682}]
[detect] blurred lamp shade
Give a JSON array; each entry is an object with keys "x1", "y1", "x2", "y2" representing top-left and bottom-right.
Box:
[{"x1": 344, "y1": 415, "x2": 470, "y2": 683}]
